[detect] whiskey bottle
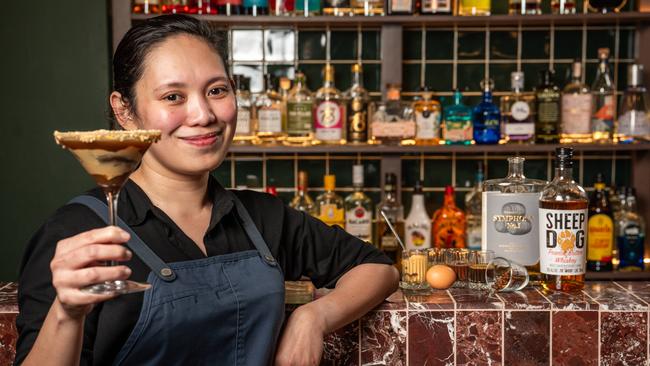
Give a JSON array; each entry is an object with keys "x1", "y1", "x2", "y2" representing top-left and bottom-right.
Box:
[
  {"x1": 587, "y1": 173, "x2": 614, "y2": 272},
  {"x1": 351, "y1": 0, "x2": 384, "y2": 14},
  {"x1": 413, "y1": 86, "x2": 442, "y2": 145},
  {"x1": 233, "y1": 75, "x2": 256, "y2": 145},
  {"x1": 290, "y1": 171, "x2": 317, "y2": 216},
  {"x1": 376, "y1": 173, "x2": 404, "y2": 270},
  {"x1": 344, "y1": 165, "x2": 374, "y2": 243},
  {"x1": 369, "y1": 84, "x2": 416, "y2": 145},
  {"x1": 255, "y1": 74, "x2": 286, "y2": 144},
  {"x1": 561, "y1": 61, "x2": 593, "y2": 143},
  {"x1": 501, "y1": 71, "x2": 536, "y2": 144},
  {"x1": 405, "y1": 180, "x2": 432, "y2": 250},
  {"x1": 617, "y1": 64, "x2": 650, "y2": 143},
  {"x1": 314, "y1": 65, "x2": 346, "y2": 145},
  {"x1": 473, "y1": 79, "x2": 501, "y2": 145},
  {"x1": 535, "y1": 70, "x2": 561, "y2": 144},
  {"x1": 443, "y1": 89, "x2": 473, "y2": 145},
  {"x1": 432, "y1": 186, "x2": 466, "y2": 248},
  {"x1": 316, "y1": 175, "x2": 345, "y2": 228},
  {"x1": 617, "y1": 187, "x2": 646, "y2": 271},
  {"x1": 540, "y1": 148, "x2": 588, "y2": 292},
  {"x1": 285, "y1": 72, "x2": 314, "y2": 146},
  {"x1": 345, "y1": 64, "x2": 370, "y2": 144},
  {"x1": 591, "y1": 48, "x2": 615, "y2": 143},
  {"x1": 465, "y1": 162, "x2": 483, "y2": 251}
]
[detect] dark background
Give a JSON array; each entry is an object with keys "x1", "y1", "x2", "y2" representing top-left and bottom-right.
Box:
[{"x1": 0, "y1": 1, "x2": 111, "y2": 280}]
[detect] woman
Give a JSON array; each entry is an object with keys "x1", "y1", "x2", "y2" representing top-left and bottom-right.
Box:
[{"x1": 16, "y1": 15, "x2": 398, "y2": 366}]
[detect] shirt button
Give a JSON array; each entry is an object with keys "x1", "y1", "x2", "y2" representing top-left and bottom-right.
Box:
[{"x1": 160, "y1": 268, "x2": 173, "y2": 277}]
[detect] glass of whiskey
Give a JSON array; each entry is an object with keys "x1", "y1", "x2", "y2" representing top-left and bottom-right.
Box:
[
  {"x1": 445, "y1": 249, "x2": 470, "y2": 288},
  {"x1": 468, "y1": 250, "x2": 495, "y2": 290}
]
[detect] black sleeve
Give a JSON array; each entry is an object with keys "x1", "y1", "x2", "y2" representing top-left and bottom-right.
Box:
[{"x1": 15, "y1": 206, "x2": 102, "y2": 366}]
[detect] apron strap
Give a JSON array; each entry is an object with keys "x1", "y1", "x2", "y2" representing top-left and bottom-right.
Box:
[
  {"x1": 228, "y1": 191, "x2": 278, "y2": 266},
  {"x1": 68, "y1": 195, "x2": 176, "y2": 282}
]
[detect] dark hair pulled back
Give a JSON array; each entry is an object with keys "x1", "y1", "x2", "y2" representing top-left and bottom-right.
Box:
[{"x1": 112, "y1": 14, "x2": 228, "y2": 121}]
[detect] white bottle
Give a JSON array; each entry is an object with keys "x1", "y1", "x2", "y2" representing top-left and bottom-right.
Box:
[{"x1": 405, "y1": 180, "x2": 432, "y2": 250}]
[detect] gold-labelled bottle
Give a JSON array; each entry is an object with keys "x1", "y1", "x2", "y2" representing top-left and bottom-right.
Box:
[
  {"x1": 255, "y1": 74, "x2": 286, "y2": 144},
  {"x1": 345, "y1": 64, "x2": 370, "y2": 144},
  {"x1": 376, "y1": 173, "x2": 404, "y2": 272},
  {"x1": 413, "y1": 86, "x2": 442, "y2": 145},
  {"x1": 290, "y1": 171, "x2": 317, "y2": 216},
  {"x1": 587, "y1": 173, "x2": 614, "y2": 272},
  {"x1": 233, "y1": 75, "x2": 256, "y2": 144},
  {"x1": 561, "y1": 61, "x2": 593, "y2": 143},
  {"x1": 316, "y1": 175, "x2": 345, "y2": 227},
  {"x1": 285, "y1": 71, "x2": 314, "y2": 146},
  {"x1": 539, "y1": 148, "x2": 588, "y2": 292},
  {"x1": 314, "y1": 65, "x2": 346, "y2": 144}
]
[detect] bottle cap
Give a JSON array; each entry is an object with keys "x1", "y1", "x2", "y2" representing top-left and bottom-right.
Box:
[
  {"x1": 351, "y1": 63, "x2": 363, "y2": 73},
  {"x1": 444, "y1": 185, "x2": 454, "y2": 196},
  {"x1": 555, "y1": 147, "x2": 574, "y2": 168},
  {"x1": 597, "y1": 48, "x2": 610, "y2": 60},
  {"x1": 480, "y1": 78, "x2": 494, "y2": 92},
  {"x1": 511, "y1": 71, "x2": 524, "y2": 90},
  {"x1": 571, "y1": 60, "x2": 583, "y2": 79},
  {"x1": 419, "y1": 85, "x2": 433, "y2": 100},
  {"x1": 628, "y1": 64, "x2": 644, "y2": 87},
  {"x1": 414, "y1": 180, "x2": 423, "y2": 194},
  {"x1": 324, "y1": 175, "x2": 336, "y2": 191},
  {"x1": 352, "y1": 164, "x2": 364, "y2": 186},
  {"x1": 323, "y1": 65, "x2": 335, "y2": 82},
  {"x1": 279, "y1": 77, "x2": 291, "y2": 91},
  {"x1": 594, "y1": 173, "x2": 606, "y2": 190},
  {"x1": 297, "y1": 171, "x2": 308, "y2": 189},
  {"x1": 386, "y1": 84, "x2": 401, "y2": 101}
]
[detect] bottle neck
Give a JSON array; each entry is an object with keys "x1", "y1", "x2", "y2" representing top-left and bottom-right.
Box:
[
  {"x1": 554, "y1": 167, "x2": 574, "y2": 181},
  {"x1": 475, "y1": 172, "x2": 484, "y2": 188},
  {"x1": 506, "y1": 160, "x2": 526, "y2": 179},
  {"x1": 598, "y1": 60, "x2": 610, "y2": 75},
  {"x1": 385, "y1": 190, "x2": 397, "y2": 203},
  {"x1": 411, "y1": 193, "x2": 425, "y2": 211},
  {"x1": 482, "y1": 90, "x2": 493, "y2": 103},
  {"x1": 352, "y1": 72, "x2": 363, "y2": 87},
  {"x1": 444, "y1": 192, "x2": 456, "y2": 207},
  {"x1": 453, "y1": 91, "x2": 462, "y2": 105},
  {"x1": 626, "y1": 196, "x2": 637, "y2": 212}
]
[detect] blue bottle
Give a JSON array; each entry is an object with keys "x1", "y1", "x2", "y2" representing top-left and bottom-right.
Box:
[
  {"x1": 244, "y1": 0, "x2": 269, "y2": 15},
  {"x1": 472, "y1": 79, "x2": 501, "y2": 144}
]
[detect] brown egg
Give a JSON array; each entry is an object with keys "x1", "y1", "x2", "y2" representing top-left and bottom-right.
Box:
[{"x1": 426, "y1": 265, "x2": 456, "y2": 290}]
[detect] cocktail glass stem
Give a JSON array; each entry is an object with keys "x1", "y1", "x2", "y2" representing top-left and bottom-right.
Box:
[{"x1": 106, "y1": 190, "x2": 119, "y2": 268}]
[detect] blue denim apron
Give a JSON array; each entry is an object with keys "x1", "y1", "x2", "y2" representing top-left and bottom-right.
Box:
[{"x1": 70, "y1": 192, "x2": 285, "y2": 366}]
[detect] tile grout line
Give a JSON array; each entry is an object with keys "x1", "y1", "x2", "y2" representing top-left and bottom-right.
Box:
[{"x1": 446, "y1": 289, "x2": 457, "y2": 366}]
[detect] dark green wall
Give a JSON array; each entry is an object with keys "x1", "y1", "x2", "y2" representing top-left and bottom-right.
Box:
[{"x1": 0, "y1": 1, "x2": 111, "y2": 280}]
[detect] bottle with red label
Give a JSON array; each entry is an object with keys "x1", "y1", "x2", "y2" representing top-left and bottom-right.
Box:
[
  {"x1": 344, "y1": 165, "x2": 373, "y2": 243},
  {"x1": 313, "y1": 65, "x2": 346, "y2": 145},
  {"x1": 587, "y1": 173, "x2": 614, "y2": 272}
]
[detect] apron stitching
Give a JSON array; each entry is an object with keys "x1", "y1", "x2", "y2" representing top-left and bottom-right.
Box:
[{"x1": 221, "y1": 264, "x2": 243, "y2": 365}]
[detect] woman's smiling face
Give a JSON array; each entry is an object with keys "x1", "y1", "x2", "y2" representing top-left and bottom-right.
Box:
[{"x1": 123, "y1": 34, "x2": 236, "y2": 177}]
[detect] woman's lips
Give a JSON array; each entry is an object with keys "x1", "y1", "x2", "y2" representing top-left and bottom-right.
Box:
[{"x1": 179, "y1": 131, "x2": 221, "y2": 146}]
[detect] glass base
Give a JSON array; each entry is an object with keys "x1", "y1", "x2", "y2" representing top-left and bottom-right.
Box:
[
  {"x1": 81, "y1": 280, "x2": 151, "y2": 295},
  {"x1": 399, "y1": 281, "x2": 431, "y2": 292}
]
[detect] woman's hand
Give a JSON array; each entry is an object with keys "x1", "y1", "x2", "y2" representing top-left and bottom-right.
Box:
[
  {"x1": 50, "y1": 226, "x2": 133, "y2": 321},
  {"x1": 274, "y1": 304, "x2": 325, "y2": 366}
]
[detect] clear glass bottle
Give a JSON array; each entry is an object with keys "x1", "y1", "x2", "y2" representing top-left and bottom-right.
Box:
[
  {"x1": 345, "y1": 64, "x2": 370, "y2": 144},
  {"x1": 617, "y1": 64, "x2": 650, "y2": 143},
  {"x1": 539, "y1": 148, "x2": 588, "y2": 292},
  {"x1": 535, "y1": 70, "x2": 561, "y2": 144},
  {"x1": 591, "y1": 48, "x2": 616, "y2": 143},
  {"x1": 345, "y1": 165, "x2": 374, "y2": 243},
  {"x1": 617, "y1": 187, "x2": 646, "y2": 271},
  {"x1": 587, "y1": 173, "x2": 614, "y2": 272},
  {"x1": 290, "y1": 171, "x2": 317, "y2": 216},
  {"x1": 509, "y1": 0, "x2": 541, "y2": 14},
  {"x1": 465, "y1": 162, "x2": 484, "y2": 251},
  {"x1": 316, "y1": 175, "x2": 345, "y2": 228},
  {"x1": 314, "y1": 65, "x2": 346, "y2": 145},
  {"x1": 551, "y1": 0, "x2": 576, "y2": 13},
  {"x1": 376, "y1": 173, "x2": 405, "y2": 272},
  {"x1": 561, "y1": 61, "x2": 593, "y2": 143},
  {"x1": 501, "y1": 71, "x2": 536, "y2": 144},
  {"x1": 255, "y1": 74, "x2": 286, "y2": 144},
  {"x1": 370, "y1": 84, "x2": 416, "y2": 145},
  {"x1": 233, "y1": 75, "x2": 256, "y2": 145},
  {"x1": 473, "y1": 79, "x2": 501, "y2": 145},
  {"x1": 482, "y1": 157, "x2": 546, "y2": 281},
  {"x1": 432, "y1": 186, "x2": 467, "y2": 249},
  {"x1": 413, "y1": 86, "x2": 442, "y2": 145},
  {"x1": 443, "y1": 89, "x2": 473, "y2": 145},
  {"x1": 458, "y1": 0, "x2": 491, "y2": 15},
  {"x1": 285, "y1": 72, "x2": 314, "y2": 146},
  {"x1": 351, "y1": 0, "x2": 384, "y2": 14},
  {"x1": 323, "y1": 0, "x2": 352, "y2": 14},
  {"x1": 405, "y1": 180, "x2": 432, "y2": 250}
]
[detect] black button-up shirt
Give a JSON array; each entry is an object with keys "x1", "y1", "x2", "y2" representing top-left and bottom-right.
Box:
[{"x1": 15, "y1": 177, "x2": 391, "y2": 365}]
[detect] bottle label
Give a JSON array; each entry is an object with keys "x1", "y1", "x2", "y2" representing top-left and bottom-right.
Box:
[
  {"x1": 287, "y1": 101, "x2": 313, "y2": 134},
  {"x1": 538, "y1": 100, "x2": 560, "y2": 124},
  {"x1": 314, "y1": 101, "x2": 344, "y2": 141},
  {"x1": 504, "y1": 122, "x2": 535, "y2": 137},
  {"x1": 561, "y1": 94, "x2": 592, "y2": 134},
  {"x1": 443, "y1": 120, "x2": 473, "y2": 142},
  {"x1": 345, "y1": 206, "x2": 372, "y2": 241},
  {"x1": 539, "y1": 208, "x2": 588, "y2": 275},
  {"x1": 618, "y1": 111, "x2": 650, "y2": 136},
  {"x1": 258, "y1": 109, "x2": 282, "y2": 133},
  {"x1": 592, "y1": 95, "x2": 615, "y2": 132},
  {"x1": 415, "y1": 110, "x2": 440, "y2": 139},
  {"x1": 587, "y1": 214, "x2": 613, "y2": 262},
  {"x1": 319, "y1": 204, "x2": 344, "y2": 227},
  {"x1": 482, "y1": 192, "x2": 539, "y2": 266},
  {"x1": 406, "y1": 222, "x2": 432, "y2": 250},
  {"x1": 371, "y1": 121, "x2": 416, "y2": 138},
  {"x1": 348, "y1": 98, "x2": 368, "y2": 142},
  {"x1": 236, "y1": 109, "x2": 251, "y2": 134},
  {"x1": 510, "y1": 101, "x2": 530, "y2": 121},
  {"x1": 391, "y1": 0, "x2": 412, "y2": 11}
]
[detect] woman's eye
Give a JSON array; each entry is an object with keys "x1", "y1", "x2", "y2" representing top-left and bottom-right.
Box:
[
  {"x1": 209, "y1": 87, "x2": 229, "y2": 97},
  {"x1": 164, "y1": 94, "x2": 182, "y2": 102}
]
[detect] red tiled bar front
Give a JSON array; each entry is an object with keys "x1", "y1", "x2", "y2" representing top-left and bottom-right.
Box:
[{"x1": 3, "y1": 282, "x2": 650, "y2": 365}]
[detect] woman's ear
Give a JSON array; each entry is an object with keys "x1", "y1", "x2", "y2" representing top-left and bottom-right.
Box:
[{"x1": 110, "y1": 91, "x2": 137, "y2": 130}]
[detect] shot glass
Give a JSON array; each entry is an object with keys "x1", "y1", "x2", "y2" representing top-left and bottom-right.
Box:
[
  {"x1": 400, "y1": 249, "x2": 430, "y2": 292},
  {"x1": 427, "y1": 247, "x2": 445, "y2": 266},
  {"x1": 486, "y1": 257, "x2": 529, "y2": 292},
  {"x1": 445, "y1": 248, "x2": 470, "y2": 288},
  {"x1": 468, "y1": 250, "x2": 495, "y2": 290}
]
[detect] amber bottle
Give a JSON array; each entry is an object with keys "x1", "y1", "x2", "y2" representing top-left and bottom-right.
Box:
[{"x1": 432, "y1": 186, "x2": 467, "y2": 248}]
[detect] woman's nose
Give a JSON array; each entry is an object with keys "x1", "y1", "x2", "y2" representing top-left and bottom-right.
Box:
[{"x1": 186, "y1": 95, "x2": 216, "y2": 126}]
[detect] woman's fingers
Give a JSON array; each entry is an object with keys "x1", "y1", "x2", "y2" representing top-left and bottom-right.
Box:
[
  {"x1": 51, "y1": 244, "x2": 132, "y2": 271},
  {"x1": 55, "y1": 226, "x2": 130, "y2": 257},
  {"x1": 52, "y1": 265, "x2": 132, "y2": 294}
]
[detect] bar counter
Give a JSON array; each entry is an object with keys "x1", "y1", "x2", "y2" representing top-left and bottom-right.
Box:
[{"x1": 2, "y1": 281, "x2": 650, "y2": 365}]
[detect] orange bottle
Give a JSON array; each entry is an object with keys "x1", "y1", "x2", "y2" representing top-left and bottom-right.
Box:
[{"x1": 432, "y1": 186, "x2": 467, "y2": 248}]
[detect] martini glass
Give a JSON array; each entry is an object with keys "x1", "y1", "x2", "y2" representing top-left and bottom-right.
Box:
[{"x1": 54, "y1": 129, "x2": 161, "y2": 295}]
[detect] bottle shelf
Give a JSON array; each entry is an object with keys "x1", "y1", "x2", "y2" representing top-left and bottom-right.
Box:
[
  {"x1": 228, "y1": 142, "x2": 650, "y2": 154},
  {"x1": 132, "y1": 12, "x2": 650, "y2": 27}
]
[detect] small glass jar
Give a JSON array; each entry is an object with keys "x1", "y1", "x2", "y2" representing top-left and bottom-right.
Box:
[
  {"x1": 400, "y1": 249, "x2": 430, "y2": 291},
  {"x1": 486, "y1": 257, "x2": 529, "y2": 292}
]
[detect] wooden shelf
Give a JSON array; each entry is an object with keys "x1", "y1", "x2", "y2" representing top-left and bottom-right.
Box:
[
  {"x1": 586, "y1": 270, "x2": 650, "y2": 281},
  {"x1": 132, "y1": 12, "x2": 650, "y2": 27},
  {"x1": 227, "y1": 142, "x2": 650, "y2": 154}
]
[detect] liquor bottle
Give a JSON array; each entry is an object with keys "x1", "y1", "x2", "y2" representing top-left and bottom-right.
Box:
[
  {"x1": 617, "y1": 64, "x2": 650, "y2": 143},
  {"x1": 405, "y1": 180, "x2": 432, "y2": 250},
  {"x1": 324, "y1": 0, "x2": 352, "y2": 14},
  {"x1": 539, "y1": 148, "x2": 588, "y2": 292},
  {"x1": 279, "y1": 77, "x2": 291, "y2": 137},
  {"x1": 421, "y1": 0, "x2": 452, "y2": 13},
  {"x1": 561, "y1": 61, "x2": 593, "y2": 143},
  {"x1": 612, "y1": 186, "x2": 627, "y2": 221},
  {"x1": 617, "y1": 187, "x2": 646, "y2": 271},
  {"x1": 587, "y1": 174, "x2": 614, "y2": 272},
  {"x1": 473, "y1": 79, "x2": 501, "y2": 145},
  {"x1": 290, "y1": 171, "x2": 317, "y2": 216},
  {"x1": 215, "y1": 0, "x2": 244, "y2": 14},
  {"x1": 345, "y1": 64, "x2": 370, "y2": 144},
  {"x1": 344, "y1": 165, "x2": 373, "y2": 243},
  {"x1": 482, "y1": 157, "x2": 546, "y2": 280},
  {"x1": 535, "y1": 70, "x2": 561, "y2": 144},
  {"x1": 587, "y1": 0, "x2": 627, "y2": 13},
  {"x1": 255, "y1": 75, "x2": 286, "y2": 144},
  {"x1": 265, "y1": 185, "x2": 278, "y2": 196},
  {"x1": 457, "y1": 0, "x2": 491, "y2": 15},
  {"x1": 285, "y1": 71, "x2": 314, "y2": 146},
  {"x1": 591, "y1": 48, "x2": 615, "y2": 143},
  {"x1": 443, "y1": 89, "x2": 473, "y2": 145},
  {"x1": 386, "y1": 0, "x2": 415, "y2": 14},
  {"x1": 376, "y1": 173, "x2": 405, "y2": 270},
  {"x1": 243, "y1": 0, "x2": 269, "y2": 14},
  {"x1": 509, "y1": 0, "x2": 541, "y2": 14},
  {"x1": 294, "y1": 0, "x2": 321, "y2": 15},
  {"x1": 351, "y1": 0, "x2": 384, "y2": 14},
  {"x1": 133, "y1": 0, "x2": 161, "y2": 13},
  {"x1": 233, "y1": 75, "x2": 256, "y2": 145},
  {"x1": 192, "y1": 0, "x2": 218, "y2": 13},
  {"x1": 369, "y1": 84, "x2": 416, "y2": 145},
  {"x1": 501, "y1": 71, "x2": 536, "y2": 144},
  {"x1": 413, "y1": 87, "x2": 442, "y2": 145},
  {"x1": 551, "y1": 0, "x2": 576, "y2": 13},
  {"x1": 465, "y1": 162, "x2": 484, "y2": 251},
  {"x1": 270, "y1": 0, "x2": 294, "y2": 14},
  {"x1": 314, "y1": 65, "x2": 346, "y2": 145},
  {"x1": 316, "y1": 175, "x2": 345, "y2": 228},
  {"x1": 432, "y1": 186, "x2": 467, "y2": 248}
]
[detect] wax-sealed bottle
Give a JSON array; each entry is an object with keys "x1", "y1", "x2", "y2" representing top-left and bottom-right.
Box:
[
  {"x1": 345, "y1": 64, "x2": 369, "y2": 144},
  {"x1": 617, "y1": 187, "x2": 646, "y2": 271},
  {"x1": 316, "y1": 175, "x2": 345, "y2": 227},
  {"x1": 473, "y1": 79, "x2": 501, "y2": 145},
  {"x1": 345, "y1": 165, "x2": 373, "y2": 243},
  {"x1": 432, "y1": 186, "x2": 466, "y2": 248},
  {"x1": 587, "y1": 173, "x2": 614, "y2": 272},
  {"x1": 314, "y1": 65, "x2": 346, "y2": 145},
  {"x1": 376, "y1": 173, "x2": 404, "y2": 271},
  {"x1": 535, "y1": 70, "x2": 561, "y2": 144},
  {"x1": 405, "y1": 180, "x2": 432, "y2": 250},
  {"x1": 539, "y1": 148, "x2": 588, "y2": 292}
]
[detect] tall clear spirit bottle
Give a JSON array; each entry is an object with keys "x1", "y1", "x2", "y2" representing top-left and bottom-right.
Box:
[
  {"x1": 290, "y1": 171, "x2": 317, "y2": 216},
  {"x1": 285, "y1": 71, "x2": 314, "y2": 146},
  {"x1": 501, "y1": 71, "x2": 536, "y2": 144},
  {"x1": 561, "y1": 61, "x2": 593, "y2": 143},
  {"x1": 591, "y1": 48, "x2": 615, "y2": 143},
  {"x1": 255, "y1": 74, "x2": 286, "y2": 144},
  {"x1": 376, "y1": 173, "x2": 405, "y2": 272},
  {"x1": 617, "y1": 64, "x2": 650, "y2": 143},
  {"x1": 233, "y1": 75, "x2": 256, "y2": 144},
  {"x1": 346, "y1": 64, "x2": 370, "y2": 144},
  {"x1": 345, "y1": 165, "x2": 374, "y2": 243},
  {"x1": 465, "y1": 162, "x2": 484, "y2": 251},
  {"x1": 443, "y1": 89, "x2": 473, "y2": 145},
  {"x1": 314, "y1": 65, "x2": 346, "y2": 145}
]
